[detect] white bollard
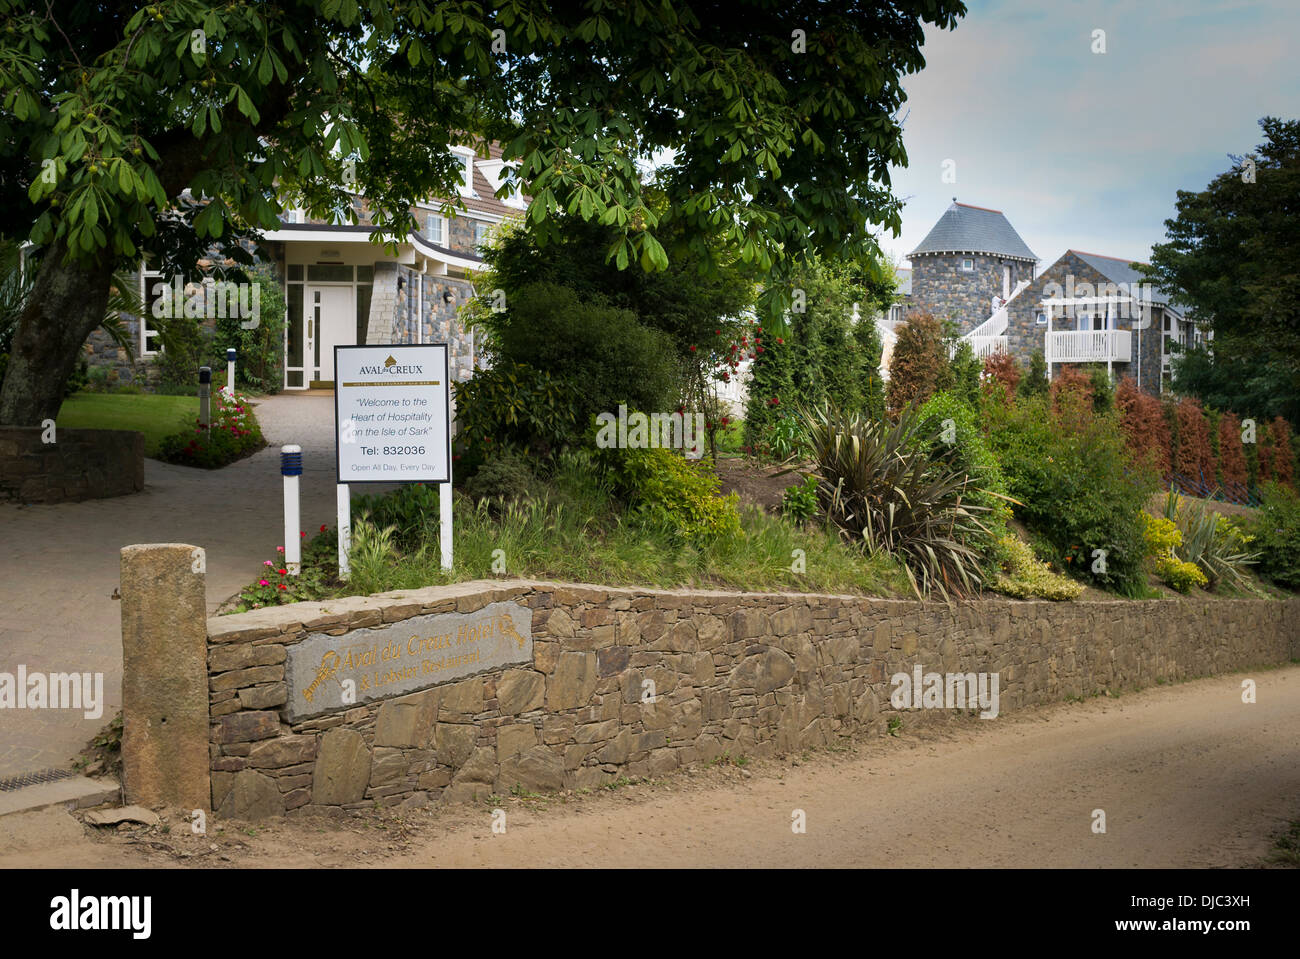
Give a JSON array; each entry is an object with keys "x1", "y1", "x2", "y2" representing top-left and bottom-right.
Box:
[
  {"x1": 440, "y1": 462, "x2": 453, "y2": 571},
  {"x1": 337, "y1": 483, "x2": 351, "y2": 580},
  {"x1": 281, "y1": 445, "x2": 302, "y2": 576},
  {"x1": 225, "y1": 348, "x2": 237, "y2": 397}
]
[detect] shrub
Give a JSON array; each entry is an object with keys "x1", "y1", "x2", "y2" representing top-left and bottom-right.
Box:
[
  {"x1": 451, "y1": 359, "x2": 581, "y2": 477},
  {"x1": 1116, "y1": 377, "x2": 1172, "y2": 476},
  {"x1": 1158, "y1": 490, "x2": 1259, "y2": 591},
  {"x1": 886, "y1": 311, "x2": 947, "y2": 413},
  {"x1": 1141, "y1": 511, "x2": 1208, "y2": 593},
  {"x1": 919, "y1": 390, "x2": 1011, "y2": 556},
  {"x1": 461, "y1": 449, "x2": 545, "y2": 509},
  {"x1": 1015, "y1": 351, "x2": 1049, "y2": 400},
  {"x1": 1269, "y1": 417, "x2": 1295, "y2": 487},
  {"x1": 1217, "y1": 411, "x2": 1249, "y2": 489},
  {"x1": 781, "y1": 474, "x2": 819, "y2": 523},
  {"x1": 800, "y1": 403, "x2": 990, "y2": 599},
  {"x1": 984, "y1": 391, "x2": 1157, "y2": 595},
  {"x1": 989, "y1": 535, "x2": 1083, "y2": 601},
  {"x1": 982, "y1": 352, "x2": 1020, "y2": 402},
  {"x1": 211, "y1": 262, "x2": 287, "y2": 394},
  {"x1": 1247, "y1": 483, "x2": 1300, "y2": 589},
  {"x1": 484, "y1": 281, "x2": 681, "y2": 430},
  {"x1": 601, "y1": 445, "x2": 742, "y2": 544},
  {"x1": 353, "y1": 482, "x2": 443, "y2": 550},
  {"x1": 156, "y1": 389, "x2": 265, "y2": 468},
  {"x1": 1173, "y1": 398, "x2": 1215, "y2": 485}
]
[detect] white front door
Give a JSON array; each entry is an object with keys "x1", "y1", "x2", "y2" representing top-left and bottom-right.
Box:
[{"x1": 305, "y1": 285, "x2": 354, "y2": 383}]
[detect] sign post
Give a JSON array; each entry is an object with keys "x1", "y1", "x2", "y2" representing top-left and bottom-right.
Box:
[{"x1": 334, "y1": 344, "x2": 452, "y2": 577}]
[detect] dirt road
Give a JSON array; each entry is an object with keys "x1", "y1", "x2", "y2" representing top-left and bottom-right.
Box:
[{"x1": 3, "y1": 665, "x2": 1297, "y2": 868}]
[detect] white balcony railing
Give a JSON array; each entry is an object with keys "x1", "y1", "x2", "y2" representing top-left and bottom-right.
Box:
[
  {"x1": 1046, "y1": 329, "x2": 1132, "y2": 363},
  {"x1": 968, "y1": 335, "x2": 1008, "y2": 358}
]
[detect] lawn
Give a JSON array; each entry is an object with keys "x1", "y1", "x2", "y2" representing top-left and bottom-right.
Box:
[{"x1": 56, "y1": 393, "x2": 199, "y2": 457}]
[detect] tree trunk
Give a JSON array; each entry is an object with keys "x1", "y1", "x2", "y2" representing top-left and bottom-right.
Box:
[{"x1": 0, "y1": 238, "x2": 116, "y2": 426}]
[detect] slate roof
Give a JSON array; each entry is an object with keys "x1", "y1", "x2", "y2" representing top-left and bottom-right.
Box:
[
  {"x1": 910, "y1": 201, "x2": 1037, "y2": 263},
  {"x1": 1068, "y1": 250, "x2": 1183, "y2": 313}
]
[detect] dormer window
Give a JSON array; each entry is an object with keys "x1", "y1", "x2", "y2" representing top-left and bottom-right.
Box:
[
  {"x1": 450, "y1": 149, "x2": 476, "y2": 198},
  {"x1": 961, "y1": 258, "x2": 974, "y2": 272}
]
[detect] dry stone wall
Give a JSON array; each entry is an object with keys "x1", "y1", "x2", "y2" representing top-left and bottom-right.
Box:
[{"x1": 205, "y1": 580, "x2": 1300, "y2": 820}]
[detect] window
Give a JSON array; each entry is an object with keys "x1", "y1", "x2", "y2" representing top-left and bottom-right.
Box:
[
  {"x1": 451, "y1": 150, "x2": 476, "y2": 197},
  {"x1": 473, "y1": 221, "x2": 493, "y2": 248},
  {"x1": 960, "y1": 258, "x2": 974, "y2": 272},
  {"x1": 1035, "y1": 312, "x2": 1047, "y2": 326},
  {"x1": 424, "y1": 214, "x2": 445, "y2": 245}
]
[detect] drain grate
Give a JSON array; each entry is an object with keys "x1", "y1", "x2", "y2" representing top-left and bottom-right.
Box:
[{"x1": 0, "y1": 767, "x2": 75, "y2": 792}]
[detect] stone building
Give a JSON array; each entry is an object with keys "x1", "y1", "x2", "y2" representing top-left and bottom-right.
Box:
[
  {"x1": 906, "y1": 200, "x2": 1038, "y2": 335},
  {"x1": 1002, "y1": 249, "x2": 1197, "y2": 395},
  {"x1": 897, "y1": 199, "x2": 1198, "y2": 395},
  {"x1": 82, "y1": 141, "x2": 526, "y2": 391}
]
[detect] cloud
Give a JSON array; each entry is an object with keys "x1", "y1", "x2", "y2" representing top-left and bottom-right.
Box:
[{"x1": 881, "y1": 0, "x2": 1300, "y2": 267}]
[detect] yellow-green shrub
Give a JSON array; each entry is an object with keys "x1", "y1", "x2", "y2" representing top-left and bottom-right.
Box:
[
  {"x1": 989, "y1": 535, "x2": 1083, "y2": 601},
  {"x1": 602, "y1": 445, "x2": 742, "y2": 543},
  {"x1": 1141, "y1": 511, "x2": 1209, "y2": 593}
]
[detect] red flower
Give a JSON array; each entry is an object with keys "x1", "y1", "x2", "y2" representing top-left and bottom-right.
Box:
[
  {"x1": 777, "y1": 337, "x2": 784, "y2": 344},
  {"x1": 689, "y1": 344, "x2": 697, "y2": 352},
  {"x1": 300, "y1": 531, "x2": 306, "y2": 537},
  {"x1": 278, "y1": 584, "x2": 288, "y2": 590},
  {"x1": 714, "y1": 329, "x2": 721, "y2": 335},
  {"x1": 320, "y1": 525, "x2": 327, "y2": 532},
  {"x1": 756, "y1": 346, "x2": 764, "y2": 353},
  {"x1": 278, "y1": 568, "x2": 287, "y2": 575}
]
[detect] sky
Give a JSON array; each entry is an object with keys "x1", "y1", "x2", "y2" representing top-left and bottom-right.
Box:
[{"x1": 877, "y1": 0, "x2": 1300, "y2": 274}]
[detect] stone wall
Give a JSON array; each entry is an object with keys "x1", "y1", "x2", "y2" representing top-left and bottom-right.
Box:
[
  {"x1": 0, "y1": 426, "x2": 144, "y2": 503},
  {"x1": 204, "y1": 580, "x2": 1300, "y2": 820},
  {"x1": 910, "y1": 252, "x2": 1033, "y2": 334}
]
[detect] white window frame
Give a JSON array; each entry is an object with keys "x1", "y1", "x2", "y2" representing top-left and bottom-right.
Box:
[
  {"x1": 451, "y1": 148, "x2": 476, "y2": 198},
  {"x1": 473, "y1": 220, "x2": 493, "y2": 248},
  {"x1": 424, "y1": 213, "x2": 446, "y2": 245},
  {"x1": 1035, "y1": 311, "x2": 1047, "y2": 326},
  {"x1": 960, "y1": 258, "x2": 974, "y2": 272}
]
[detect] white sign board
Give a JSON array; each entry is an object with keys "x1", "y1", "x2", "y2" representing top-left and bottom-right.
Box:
[{"x1": 335, "y1": 344, "x2": 451, "y2": 484}]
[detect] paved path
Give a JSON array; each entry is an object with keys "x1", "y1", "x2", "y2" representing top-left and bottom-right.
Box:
[
  {"x1": 0, "y1": 393, "x2": 343, "y2": 776},
  {"x1": 1, "y1": 667, "x2": 1296, "y2": 868}
]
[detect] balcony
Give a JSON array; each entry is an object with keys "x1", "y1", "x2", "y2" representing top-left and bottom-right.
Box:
[
  {"x1": 1046, "y1": 329, "x2": 1132, "y2": 364},
  {"x1": 968, "y1": 335, "x2": 1008, "y2": 358}
]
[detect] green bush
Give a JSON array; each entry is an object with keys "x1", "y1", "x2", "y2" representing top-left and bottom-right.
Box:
[
  {"x1": 211, "y1": 262, "x2": 287, "y2": 394},
  {"x1": 601, "y1": 445, "x2": 742, "y2": 544},
  {"x1": 781, "y1": 474, "x2": 819, "y2": 523},
  {"x1": 920, "y1": 390, "x2": 1011, "y2": 559},
  {"x1": 452, "y1": 359, "x2": 580, "y2": 477},
  {"x1": 1248, "y1": 483, "x2": 1300, "y2": 588},
  {"x1": 462, "y1": 449, "x2": 545, "y2": 507},
  {"x1": 984, "y1": 391, "x2": 1156, "y2": 594},
  {"x1": 989, "y1": 535, "x2": 1083, "y2": 600},
  {"x1": 155, "y1": 389, "x2": 265, "y2": 468},
  {"x1": 484, "y1": 281, "x2": 681, "y2": 430}
]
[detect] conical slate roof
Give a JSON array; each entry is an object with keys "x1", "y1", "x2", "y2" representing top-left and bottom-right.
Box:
[{"x1": 910, "y1": 200, "x2": 1037, "y2": 263}]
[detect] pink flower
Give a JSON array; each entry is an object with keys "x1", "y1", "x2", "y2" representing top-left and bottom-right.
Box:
[
  {"x1": 259, "y1": 579, "x2": 269, "y2": 586},
  {"x1": 276, "y1": 546, "x2": 285, "y2": 553},
  {"x1": 263, "y1": 560, "x2": 273, "y2": 567}
]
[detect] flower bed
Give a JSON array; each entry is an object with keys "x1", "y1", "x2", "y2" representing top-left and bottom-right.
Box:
[{"x1": 156, "y1": 389, "x2": 266, "y2": 468}]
